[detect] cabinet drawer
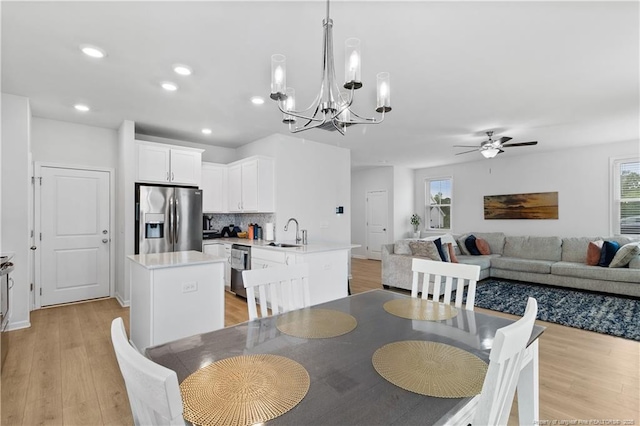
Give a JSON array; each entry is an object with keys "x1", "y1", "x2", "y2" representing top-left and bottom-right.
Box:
[{"x1": 251, "y1": 248, "x2": 287, "y2": 264}]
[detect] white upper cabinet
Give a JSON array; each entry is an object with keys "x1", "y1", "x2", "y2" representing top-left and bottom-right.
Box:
[
  {"x1": 201, "y1": 162, "x2": 227, "y2": 213},
  {"x1": 227, "y1": 156, "x2": 275, "y2": 213},
  {"x1": 136, "y1": 141, "x2": 203, "y2": 186}
]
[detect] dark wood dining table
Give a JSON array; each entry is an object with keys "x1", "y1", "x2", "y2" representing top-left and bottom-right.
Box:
[{"x1": 147, "y1": 289, "x2": 545, "y2": 425}]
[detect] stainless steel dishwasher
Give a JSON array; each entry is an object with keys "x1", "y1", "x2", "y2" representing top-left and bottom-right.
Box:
[{"x1": 230, "y1": 244, "x2": 251, "y2": 298}]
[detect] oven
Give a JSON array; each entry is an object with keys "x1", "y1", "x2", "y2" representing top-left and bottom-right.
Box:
[{"x1": 1, "y1": 261, "x2": 14, "y2": 371}]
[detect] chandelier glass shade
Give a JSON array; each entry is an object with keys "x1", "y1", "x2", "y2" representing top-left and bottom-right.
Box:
[
  {"x1": 481, "y1": 147, "x2": 500, "y2": 158},
  {"x1": 270, "y1": 0, "x2": 391, "y2": 135}
]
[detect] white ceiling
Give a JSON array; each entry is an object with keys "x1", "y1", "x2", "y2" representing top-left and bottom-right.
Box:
[{"x1": 2, "y1": 1, "x2": 638, "y2": 169}]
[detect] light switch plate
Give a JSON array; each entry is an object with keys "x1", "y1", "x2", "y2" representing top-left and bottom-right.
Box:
[{"x1": 182, "y1": 281, "x2": 197, "y2": 293}]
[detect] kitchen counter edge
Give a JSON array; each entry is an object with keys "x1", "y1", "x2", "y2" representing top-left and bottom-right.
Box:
[
  {"x1": 128, "y1": 250, "x2": 226, "y2": 269},
  {"x1": 202, "y1": 238, "x2": 360, "y2": 253}
]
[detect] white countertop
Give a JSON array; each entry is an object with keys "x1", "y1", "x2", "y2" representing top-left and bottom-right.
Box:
[
  {"x1": 202, "y1": 238, "x2": 359, "y2": 254},
  {"x1": 128, "y1": 250, "x2": 226, "y2": 269}
]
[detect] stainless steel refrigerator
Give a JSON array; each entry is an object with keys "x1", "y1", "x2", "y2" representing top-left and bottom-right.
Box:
[{"x1": 135, "y1": 184, "x2": 202, "y2": 255}]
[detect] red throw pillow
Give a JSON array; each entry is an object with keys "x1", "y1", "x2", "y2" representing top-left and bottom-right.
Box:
[
  {"x1": 475, "y1": 238, "x2": 491, "y2": 255},
  {"x1": 447, "y1": 243, "x2": 459, "y2": 263},
  {"x1": 586, "y1": 240, "x2": 604, "y2": 266}
]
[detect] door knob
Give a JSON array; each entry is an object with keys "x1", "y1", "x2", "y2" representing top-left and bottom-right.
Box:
[
  {"x1": 383, "y1": 228, "x2": 387, "y2": 231},
  {"x1": 102, "y1": 239, "x2": 109, "y2": 244},
  {"x1": 30, "y1": 246, "x2": 37, "y2": 250},
  {"x1": 103, "y1": 230, "x2": 108, "y2": 234}
]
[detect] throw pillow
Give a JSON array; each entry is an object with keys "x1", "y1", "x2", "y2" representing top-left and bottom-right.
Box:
[
  {"x1": 465, "y1": 235, "x2": 482, "y2": 256},
  {"x1": 609, "y1": 242, "x2": 640, "y2": 268},
  {"x1": 394, "y1": 240, "x2": 412, "y2": 255},
  {"x1": 408, "y1": 240, "x2": 442, "y2": 261},
  {"x1": 447, "y1": 243, "x2": 459, "y2": 263},
  {"x1": 598, "y1": 241, "x2": 620, "y2": 267},
  {"x1": 586, "y1": 240, "x2": 604, "y2": 266},
  {"x1": 432, "y1": 238, "x2": 449, "y2": 262},
  {"x1": 457, "y1": 234, "x2": 472, "y2": 255},
  {"x1": 475, "y1": 238, "x2": 491, "y2": 255}
]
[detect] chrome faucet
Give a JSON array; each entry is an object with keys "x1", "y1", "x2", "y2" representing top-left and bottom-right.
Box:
[{"x1": 284, "y1": 218, "x2": 301, "y2": 244}]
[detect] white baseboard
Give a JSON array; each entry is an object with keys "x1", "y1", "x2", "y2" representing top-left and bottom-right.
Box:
[
  {"x1": 115, "y1": 293, "x2": 130, "y2": 307},
  {"x1": 7, "y1": 320, "x2": 31, "y2": 331},
  {"x1": 351, "y1": 254, "x2": 367, "y2": 259}
]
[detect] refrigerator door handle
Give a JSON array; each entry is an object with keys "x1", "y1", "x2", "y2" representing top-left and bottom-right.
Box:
[
  {"x1": 175, "y1": 196, "x2": 180, "y2": 245},
  {"x1": 169, "y1": 196, "x2": 175, "y2": 244}
]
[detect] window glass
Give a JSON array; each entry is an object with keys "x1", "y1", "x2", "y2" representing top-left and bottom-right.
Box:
[
  {"x1": 426, "y1": 178, "x2": 452, "y2": 230},
  {"x1": 618, "y1": 160, "x2": 640, "y2": 235}
]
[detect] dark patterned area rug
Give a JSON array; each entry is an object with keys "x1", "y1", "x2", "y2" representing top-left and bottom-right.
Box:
[{"x1": 469, "y1": 279, "x2": 640, "y2": 341}]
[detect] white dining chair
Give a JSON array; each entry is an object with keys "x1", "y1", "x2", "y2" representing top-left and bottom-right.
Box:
[
  {"x1": 473, "y1": 297, "x2": 539, "y2": 425},
  {"x1": 110, "y1": 317, "x2": 185, "y2": 426},
  {"x1": 410, "y1": 258, "x2": 481, "y2": 310},
  {"x1": 242, "y1": 263, "x2": 310, "y2": 321}
]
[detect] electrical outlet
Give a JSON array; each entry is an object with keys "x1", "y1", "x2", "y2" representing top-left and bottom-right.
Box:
[
  {"x1": 182, "y1": 282, "x2": 197, "y2": 293},
  {"x1": 320, "y1": 221, "x2": 329, "y2": 229},
  {"x1": 322, "y1": 264, "x2": 332, "y2": 270}
]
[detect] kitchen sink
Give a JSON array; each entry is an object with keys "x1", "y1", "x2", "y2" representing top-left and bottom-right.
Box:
[{"x1": 267, "y1": 242, "x2": 302, "y2": 248}]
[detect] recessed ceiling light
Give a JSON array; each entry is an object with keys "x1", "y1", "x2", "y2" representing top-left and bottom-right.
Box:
[
  {"x1": 161, "y1": 82, "x2": 178, "y2": 91},
  {"x1": 202, "y1": 128, "x2": 212, "y2": 135},
  {"x1": 251, "y1": 96, "x2": 265, "y2": 105},
  {"x1": 173, "y1": 64, "x2": 192, "y2": 76},
  {"x1": 74, "y1": 104, "x2": 90, "y2": 112},
  {"x1": 80, "y1": 44, "x2": 106, "y2": 59}
]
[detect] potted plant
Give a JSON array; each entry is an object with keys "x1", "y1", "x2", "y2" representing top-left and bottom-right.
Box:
[{"x1": 410, "y1": 214, "x2": 421, "y2": 238}]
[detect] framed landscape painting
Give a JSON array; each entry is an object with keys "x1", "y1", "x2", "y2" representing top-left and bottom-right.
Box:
[{"x1": 484, "y1": 192, "x2": 558, "y2": 220}]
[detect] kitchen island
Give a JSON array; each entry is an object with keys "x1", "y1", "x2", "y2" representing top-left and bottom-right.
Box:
[
  {"x1": 127, "y1": 250, "x2": 226, "y2": 352},
  {"x1": 203, "y1": 238, "x2": 359, "y2": 306}
]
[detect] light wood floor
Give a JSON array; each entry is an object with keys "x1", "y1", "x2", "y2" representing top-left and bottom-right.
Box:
[{"x1": 1, "y1": 258, "x2": 638, "y2": 425}]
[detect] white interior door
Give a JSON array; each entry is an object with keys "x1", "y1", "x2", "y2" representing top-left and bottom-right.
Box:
[
  {"x1": 39, "y1": 166, "x2": 110, "y2": 306},
  {"x1": 366, "y1": 190, "x2": 388, "y2": 260}
]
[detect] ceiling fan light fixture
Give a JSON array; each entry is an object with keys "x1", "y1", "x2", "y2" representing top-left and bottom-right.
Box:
[{"x1": 481, "y1": 147, "x2": 500, "y2": 158}]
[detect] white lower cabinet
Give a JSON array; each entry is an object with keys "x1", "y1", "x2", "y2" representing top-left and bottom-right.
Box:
[
  {"x1": 251, "y1": 248, "x2": 349, "y2": 305},
  {"x1": 203, "y1": 242, "x2": 232, "y2": 289}
]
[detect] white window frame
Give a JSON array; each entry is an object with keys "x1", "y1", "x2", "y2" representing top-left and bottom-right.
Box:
[
  {"x1": 610, "y1": 156, "x2": 640, "y2": 235},
  {"x1": 424, "y1": 176, "x2": 453, "y2": 231}
]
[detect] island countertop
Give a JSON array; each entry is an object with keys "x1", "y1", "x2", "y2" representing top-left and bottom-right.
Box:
[
  {"x1": 208, "y1": 238, "x2": 359, "y2": 254},
  {"x1": 127, "y1": 250, "x2": 226, "y2": 270}
]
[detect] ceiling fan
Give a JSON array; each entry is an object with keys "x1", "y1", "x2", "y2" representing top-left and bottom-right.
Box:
[{"x1": 454, "y1": 131, "x2": 538, "y2": 158}]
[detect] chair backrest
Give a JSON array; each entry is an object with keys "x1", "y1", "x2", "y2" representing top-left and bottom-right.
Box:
[
  {"x1": 474, "y1": 297, "x2": 538, "y2": 425},
  {"x1": 242, "y1": 263, "x2": 310, "y2": 321},
  {"x1": 110, "y1": 318, "x2": 185, "y2": 426},
  {"x1": 410, "y1": 258, "x2": 481, "y2": 310}
]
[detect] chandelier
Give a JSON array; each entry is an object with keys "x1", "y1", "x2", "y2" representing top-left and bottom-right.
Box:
[{"x1": 269, "y1": 0, "x2": 391, "y2": 135}]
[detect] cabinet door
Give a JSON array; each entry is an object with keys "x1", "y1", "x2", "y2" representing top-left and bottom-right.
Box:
[
  {"x1": 227, "y1": 163, "x2": 243, "y2": 212},
  {"x1": 170, "y1": 149, "x2": 201, "y2": 185},
  {"x1": 201, "y1": 164, "x2": 226, "y2": 212},
  {"x1": 137, "y1": 144, "x2": 171, "y2": 183},
  {"x1": 241, "y1": 159, "x2": 259, "y2": 212},
  {"x1": 221, "y1": 244, "x2": 232, "y2": 287}
]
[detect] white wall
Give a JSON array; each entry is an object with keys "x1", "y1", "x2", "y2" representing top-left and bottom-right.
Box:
[
  {"x1": 31, "y1": 118, "x2": 118, "y2": 168},
  {"x1": 351, "y1": 167, "x2": 394, "y2": 258},
  {"x1": 237, "y1": 134, "x2": 351, "y2": 245},
  {"x1": 136, "y1": 134, "x2": 237, "y2": 164},
  {"x1": 1, "y1": 94, "x2": 32, "y2": 329},
  {"x1": 393, "y1": 166, "x2": 415, "y2": 240},
  {"x1": 415, "y1": 140, "x2": 640, "y2": 238}
]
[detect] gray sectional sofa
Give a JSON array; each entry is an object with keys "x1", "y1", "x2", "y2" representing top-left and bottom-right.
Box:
[{"x1": 381, "y1": 232, "x2": 640, "y2": 298}]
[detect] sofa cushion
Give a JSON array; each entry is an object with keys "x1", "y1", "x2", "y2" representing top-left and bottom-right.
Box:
[
  {"x1": 447, "y1": 243, "x2": 459, "y2": 263},
  {"x1": 552, "y1": 261, "x2": 640, "y2": 284},
  {"x1": 465, "y1": 235, "x2": 482, "y2": 256},
  {"x1": 471, "y1": 232, "x2": 506, "y2": 255},
  {"x1": 394, "y1": 239, "x2": 412, "y2": 255},
  {"x1": 490, "y1": 257, "x2": 554, "y2": 274},
  {"x1": 609, "y1": 242, "x2": 640, "y2": 268},
  {"x1": 456, "y1": 255, "x2": 493, "y2": 270},
  {"x1": 457, "y1": 234, "x2": 472, "y2": 255},
  {"x1": 598, "y1": 241, "x2": 620, "y2": 267},
  {"x1": 561, "y1": 237, "x2": 602, "y2": 263},
  {"x1": 586, "y1": 240, "x2": 604, "y2": 266},
  {"x1": 503, "y1": 236, "x2": 562, "y2": 261},
  {"x1": 409, "y1": 240, "x2": 441, "y2": 261},
  {"x1": 476, "y1": 238, "x2": 491, "y2": 255},
  {"x1": 432, "y1": 238, "x2": 449, "y2": 262}
]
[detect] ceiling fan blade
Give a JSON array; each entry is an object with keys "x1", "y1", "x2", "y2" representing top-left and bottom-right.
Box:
[
  {"x1": 497, "y1": 149, "x2": 505, "y2": 154},
  {"x1": 455, "y1": 149, "x2": 478, "y2": 155},
  {"x1": 453, "y1": 144, "x2": 481, "y2": 148},
  {"x1": 502, "y1": 141, "x2": 538, "y2": 147},
  {"x1": 496, "y1": 136, "x2": 512, "y2": 144}
]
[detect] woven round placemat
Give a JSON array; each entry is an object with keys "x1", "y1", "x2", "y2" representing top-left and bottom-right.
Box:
[
  {"x1": 276, "y1": 308, "x2": 357, "y2": 338},
  {"x1": 372, "y1": 341, "x2": 488, "y2": 398},
  {"x1": 383, "y1": 298, "x2": 458, "y2": 321},
  {"x1": 179, "y1": 354, "x2": 310, "y2": 425}
]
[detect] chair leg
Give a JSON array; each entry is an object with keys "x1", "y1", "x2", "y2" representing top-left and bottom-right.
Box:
[{"x1": 517, "y1": 339, "x2": 540, "y2": 425}]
